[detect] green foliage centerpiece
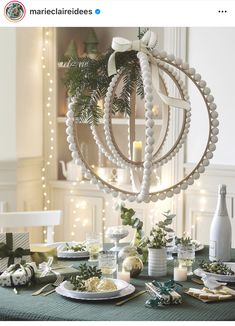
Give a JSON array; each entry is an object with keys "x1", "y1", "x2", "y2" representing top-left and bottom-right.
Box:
[{"x1": 142, "y1": 211, "x2": 176, "y2": 277}]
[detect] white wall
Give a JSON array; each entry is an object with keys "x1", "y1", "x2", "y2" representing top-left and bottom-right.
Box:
[
  {"x1": 187, "y1": 27, "x2": 235, "y2": 166},
  {"x1": 0, "y1": 28, "x2": 43, "y2": 160},
  {"x1": 16, "y1": 28, "x2": 43, "y2": 158},
  {"x1": 0, "y1": 28, "x2": 16, "y2": 160}
]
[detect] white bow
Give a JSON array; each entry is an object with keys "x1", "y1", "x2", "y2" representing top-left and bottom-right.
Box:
[{"x1": 108, "y1": 31, "x2": 190, "y2": 111}]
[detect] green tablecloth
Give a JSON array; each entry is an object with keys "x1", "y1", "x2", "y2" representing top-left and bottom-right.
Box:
[{"x1": 0, "y1": 247, "x2": 235, "y2": 321}]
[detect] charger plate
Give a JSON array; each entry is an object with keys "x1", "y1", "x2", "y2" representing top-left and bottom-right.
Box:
[{"x1": 55, "y1": 280, "x2": 135, "y2": 301}]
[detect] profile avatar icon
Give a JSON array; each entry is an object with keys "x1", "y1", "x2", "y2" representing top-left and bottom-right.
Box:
[{"x1": 4, "y1": 1, "x2": 26, "y2": 22}]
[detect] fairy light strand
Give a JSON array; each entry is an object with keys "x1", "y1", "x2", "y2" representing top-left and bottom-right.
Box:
[{"x1": 41, "y1": 27, "x2": 55, "y2": 242}]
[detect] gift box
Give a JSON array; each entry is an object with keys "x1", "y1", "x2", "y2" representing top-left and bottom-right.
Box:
[
  {"x1": 30, "y1": 244, "x2": 58, "y2": 265},
  {"x1": 0, "y1": 233, "x2": 31, "y2": 273},
  {"x1": 0, "y1": 262, "x2": 37, "y2": 287},
  {"x1": 34, "y1": 257, "x2": 79, "y2": 284}
]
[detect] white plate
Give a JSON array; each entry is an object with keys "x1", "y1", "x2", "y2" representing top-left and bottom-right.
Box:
[
  {"x1": 55, "y1": 279, "x2": 131, "y2": 300},
  {"x1": 194, "y1": 263, "x2": 235, "y2": 283},
  {"x1": 57, "y1": 242, "x2": 89, "y2": 259},
  {"x1": 56, "y1": 281, "x2": 135, "y2": 301}
]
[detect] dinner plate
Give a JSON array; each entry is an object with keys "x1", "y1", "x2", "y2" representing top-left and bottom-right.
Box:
[
  {"x1": 55, "y1": 279, "x2": 132, "y2": 300},
  {"x1": 56, "y1": 281, "x2": 135, "y2": 301},
  {"x1": 57, "y1": 242, "x2": 89, "y2": 259},
  {"x1": 194, "y1": 263, "x2": 235, "y2": 282}
]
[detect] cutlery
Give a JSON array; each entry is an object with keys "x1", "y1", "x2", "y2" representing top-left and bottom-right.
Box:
[
  {"x1": 32, "y1": 275, "x2": 64, "y2": 296},
  {"x1": 115, "y1": 290, "x2": 147, "y2": 306},
  {"x1": 42, "y1": 275, "x2": 64, "y2": 297}
]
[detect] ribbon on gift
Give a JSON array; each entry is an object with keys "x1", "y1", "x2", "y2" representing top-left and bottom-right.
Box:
[
  {"x1": 38, "y1": 257, "x2": 66, "y2": 278},
  {"x1": 108, "y1": 30, "x2": 190, "y2": 111},
  {"x1": 145, "y1": 280, "x2": 182, "y2": 308},
  {"x1": 0, "y1": 233, "x2": 31, "y2": 267}
]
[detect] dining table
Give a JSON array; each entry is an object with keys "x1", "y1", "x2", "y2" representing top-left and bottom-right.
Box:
[{"x1": 0, "y1": 246, "x2": 235, "y2": 321}]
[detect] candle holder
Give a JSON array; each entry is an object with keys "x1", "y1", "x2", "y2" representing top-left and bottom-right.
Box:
[
  {"x1": 177, "y1": 243, "x2": 195, "y2": 275},
  {"x1": 106, "y1": 226, "x2": 129, "y2": 252},
  {"x1": 173, "y1": 259, "x2": 187, "y2": 282}
]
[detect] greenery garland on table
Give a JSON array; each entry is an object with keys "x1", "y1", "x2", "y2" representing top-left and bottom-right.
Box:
[{"x1": 62, "y1": 30, "x2": 149, "y2": 124}]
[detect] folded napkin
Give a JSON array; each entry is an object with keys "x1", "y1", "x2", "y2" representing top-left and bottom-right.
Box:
[{"x1": 145, "y1": 280, "x2": 182, "y2": 308}]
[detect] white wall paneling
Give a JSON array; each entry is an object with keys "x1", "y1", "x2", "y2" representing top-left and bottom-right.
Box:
[
  {"x1": 184, "y1": 163, "x2": 235, "y2": 247},
  {"x1": 187, "y1": 27, "x2": 235, "y2": 166}
]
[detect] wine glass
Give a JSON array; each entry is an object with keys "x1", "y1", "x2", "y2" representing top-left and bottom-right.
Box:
[{"x1": 85, "y1": 232, "x2": 102, "y2": 262}]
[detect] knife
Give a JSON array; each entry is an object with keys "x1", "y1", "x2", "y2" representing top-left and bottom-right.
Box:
[{"x1": 115, "y1": 290, "x2": 147, "y2": 306}]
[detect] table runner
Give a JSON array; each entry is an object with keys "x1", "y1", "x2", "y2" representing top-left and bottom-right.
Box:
[{"x1": 0, "y1": 247, "x2": 235, "y2": 321}]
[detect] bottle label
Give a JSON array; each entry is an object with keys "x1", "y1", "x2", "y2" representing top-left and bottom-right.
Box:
[{"x1": 209, "y1": 241, "x2": 216, "y2": 258}]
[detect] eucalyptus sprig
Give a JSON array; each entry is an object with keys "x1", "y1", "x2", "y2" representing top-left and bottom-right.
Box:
[
  {"x1": 142, "y1": 211, "x2": 176, "y2": 249},
  {"x1": 175, "y1": 232, "x2": 192, "y2": 247}
]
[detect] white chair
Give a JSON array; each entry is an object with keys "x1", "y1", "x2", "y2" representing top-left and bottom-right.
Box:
[{"x1": 0, "y1": 210, "x2": 62, "y2": 243}]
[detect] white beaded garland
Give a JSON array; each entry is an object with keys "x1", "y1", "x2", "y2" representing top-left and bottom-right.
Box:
[{"x1": 65, "y1": 34, "x2": 218, "y2": 203}]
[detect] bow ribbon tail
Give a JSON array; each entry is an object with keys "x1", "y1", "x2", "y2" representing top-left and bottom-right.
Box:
[
  {"x1": 108, "y1": 51, "x2": 118, "y2": 77},
  {"x1": 6, "y1": 233, "x2": 14, "y2": 267},
  {"x1": 151, "y1": 60, "x2": 191, "y2": 111}
]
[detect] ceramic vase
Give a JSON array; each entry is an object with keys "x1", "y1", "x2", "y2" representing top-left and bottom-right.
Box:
[{"x1": 148, "y1": 247, "x2": 167, "y2": 277}]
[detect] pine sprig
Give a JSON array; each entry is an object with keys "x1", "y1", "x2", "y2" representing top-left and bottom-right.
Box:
[{"x1": 63, "y1": 47, "x2": 145, "y2": 124}]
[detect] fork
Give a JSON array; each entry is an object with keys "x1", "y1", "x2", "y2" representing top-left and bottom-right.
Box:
[
  {"x1": 42, "y1": 275, "x2": 64, "y2": 296},
  {"x1": 32, "y1": 275, "x2": 64, "y2": 296}
]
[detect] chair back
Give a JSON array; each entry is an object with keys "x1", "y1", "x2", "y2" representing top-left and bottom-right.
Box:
[{"x1": 0, "y1": 210, "x2": 62, "y2": 243}]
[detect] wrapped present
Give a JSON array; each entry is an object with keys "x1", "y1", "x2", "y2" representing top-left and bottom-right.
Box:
[
  {"x1": 0, "y1": 262, "x2": 37, "y2": 287},
  {"x1": 145, "y1": 280, "x2": 183, "y2": 308},
  {"x1": 30, "y1": 244, "x2": 58, "y2": 265},
  {"x1": 34, "y1": 257, "x2": 79, "y2": 284},
  {"x1": 0, "y1": 233, "x2": 31, "y2": 273}
]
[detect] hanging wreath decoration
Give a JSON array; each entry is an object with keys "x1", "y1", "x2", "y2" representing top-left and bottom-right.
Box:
[{"x1": 66, "y1": 30, "x2": 219, "y2": 203}]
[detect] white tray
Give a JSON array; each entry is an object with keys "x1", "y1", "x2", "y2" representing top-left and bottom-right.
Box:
[
  {"x1": 55, "y1": 279, "x2": 133, "y2": 300},
  {"x1": 194, "y1": 263, "x2": 235, "y2": 283}
]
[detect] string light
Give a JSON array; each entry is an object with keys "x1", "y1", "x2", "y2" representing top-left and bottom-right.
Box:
[{"x1": 41, "y1": 27, "x2": 55, "y2": 242}]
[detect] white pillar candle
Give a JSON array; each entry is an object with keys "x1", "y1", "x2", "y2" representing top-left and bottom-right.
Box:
[
  {"x1": 173, "y1": 266, "x2": 187, "y2": 282},
  {"x1": 132, "y1": 141, "x2": 142, "y2": 162},
  {"x1": 117, "y1": 271, "x2": 130, "y2": 283}
]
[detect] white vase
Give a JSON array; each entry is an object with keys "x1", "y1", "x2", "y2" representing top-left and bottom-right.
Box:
[{"x1": 148, "y1": 247, "x2": 167, "y2": 277}]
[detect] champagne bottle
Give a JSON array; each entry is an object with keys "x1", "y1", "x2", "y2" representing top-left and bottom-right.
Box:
[{"x1": 209, "y1": 184, "x2": 232, "y2": 261}]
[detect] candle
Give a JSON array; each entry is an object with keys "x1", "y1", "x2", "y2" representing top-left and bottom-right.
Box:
[
  {"x1": 117, "y1": 271, "x2": 130, "y2": 283},
  {"x1": 132, "y1": 141, "x2": 142, "y2": 162},
  {"x1": 174, "y1": 266, "x2": 187, "y2": 282},
  {"x1": 152, "y1": 105, "x2": 159, "y2": 117}
]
